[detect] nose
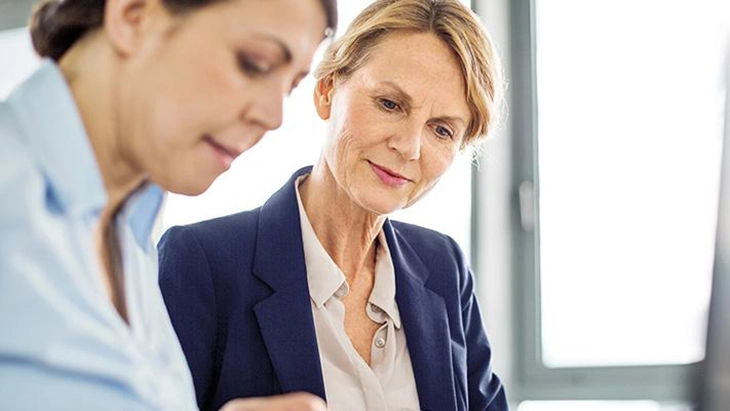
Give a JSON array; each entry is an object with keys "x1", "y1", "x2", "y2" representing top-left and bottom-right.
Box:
[
  {"x1": 388, "y1": 121, "x2": 422, "y2": 161},
  {"x1": 246, "y1": 85, "x2": 284, "y2": 131}
]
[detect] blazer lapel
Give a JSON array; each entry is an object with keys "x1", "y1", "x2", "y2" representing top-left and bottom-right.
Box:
[
  {"x1": 251, "y1": 167, "x2": 326, "y2": 399},
  {"x1": 385, "y1": 221, "x2": 458, "y2": 411}
]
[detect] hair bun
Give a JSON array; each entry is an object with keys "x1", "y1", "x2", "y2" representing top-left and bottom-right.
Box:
[
  {"x1": 29, "y1": 0, "x2": 62, "y2": 59},
  {"x1": 29, "y1": 0, "x2": 104, "y2": 61}
]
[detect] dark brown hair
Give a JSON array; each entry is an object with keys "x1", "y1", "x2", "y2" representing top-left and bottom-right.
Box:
[{"x1": 30, "y1": 0, "x2": 338, "y2": 61}]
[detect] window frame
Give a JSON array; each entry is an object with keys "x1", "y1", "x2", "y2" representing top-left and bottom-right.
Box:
[{"x1": 508, "y1": 0, "x2": 699, "y2": 403}]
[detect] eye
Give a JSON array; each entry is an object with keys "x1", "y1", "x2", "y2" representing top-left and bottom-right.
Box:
[
  {"x1": 435, "y1": 124, "x2": 454, "y2": 140},
  {"x1": 379, "y1": 98, "x2": 400, "y2": 112},
  {"x1": 237, "y1": 54, "x2": 271, "y2": 77}
]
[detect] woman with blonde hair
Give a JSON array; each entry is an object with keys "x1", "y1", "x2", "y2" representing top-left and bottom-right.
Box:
[{"x1": 159, "y1": 0, "x2": 508, "y2": 410}]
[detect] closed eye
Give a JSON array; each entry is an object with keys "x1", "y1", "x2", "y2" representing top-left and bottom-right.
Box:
[{"x1": 237, "y1": 54, "x2": 271, "y2": 78}]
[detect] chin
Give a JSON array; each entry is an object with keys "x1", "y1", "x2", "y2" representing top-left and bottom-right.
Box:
[
  {"x1": 357, "y1": 194, "x2": 407, "y2": 216},
  {"x1": 161, "y1": 176, "x2": 216, "y2": 197},
  {"x1": 177, "y1": 185, "x2": 211, "y2": 196}
]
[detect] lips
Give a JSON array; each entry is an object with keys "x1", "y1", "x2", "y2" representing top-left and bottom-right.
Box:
[
  {"x1": 368, "y1": 161, "x2": 411, "y2": 187},
  {"x1": 204, "y1": 135, "x2": 241, "y2": 169}
]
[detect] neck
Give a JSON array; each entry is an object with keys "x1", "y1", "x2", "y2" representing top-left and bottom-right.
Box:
[
  {"x1": 300, "y1": 162, "x2": 386, "y2": 282},
  {"x1": 59, "y1": 31, "x2": 146, "y2": 219}
]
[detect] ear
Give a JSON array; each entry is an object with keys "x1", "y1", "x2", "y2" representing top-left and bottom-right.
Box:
[
  {"x1": 104, "y1": 0, "x2": 159, "y2": 56},
  {"x1": 313, "y1": 74, "x2": 335, "y2": 120}
]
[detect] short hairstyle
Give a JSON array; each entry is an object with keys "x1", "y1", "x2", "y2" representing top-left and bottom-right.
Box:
[{"x1": 315, "y1": 0, "x2": 503, "y2": 148}]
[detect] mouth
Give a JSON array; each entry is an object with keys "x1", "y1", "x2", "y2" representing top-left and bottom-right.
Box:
[
  {"x1": 204, "y1": 135, "x2": 242, "y2": 169},
  {"x1": 368, "y1": 161, "x2": 411, "y2": 187}
]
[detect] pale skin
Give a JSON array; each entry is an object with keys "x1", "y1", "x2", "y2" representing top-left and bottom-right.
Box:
[
  {"x1": 57, "y1": 0, "x2": 328, "y2": 408},
  {"x1": 301, "y1": 31, "x2": 472, "y2": 365}
]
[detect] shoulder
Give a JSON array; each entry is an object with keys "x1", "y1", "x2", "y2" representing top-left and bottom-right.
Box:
[
  {"x1": 388, "y1": 219, "x2": 474, "y2": 303},
  {"x1": 389, "y1": 219, "x2": 466, "y2": 267},
  {"x1": 0, "y1": 101, "x2": 31, "y2": 162},
  {"x1": 159, "y1": 208, "x2": 260, "y2": 255},
  {"x1": 157, "y1": 209, "x2": 268, "y2": 284}
]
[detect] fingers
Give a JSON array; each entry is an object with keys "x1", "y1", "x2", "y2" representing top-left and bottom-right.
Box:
[{"x1": 219, "y1": 392, "x2": 327, "y2": 411}]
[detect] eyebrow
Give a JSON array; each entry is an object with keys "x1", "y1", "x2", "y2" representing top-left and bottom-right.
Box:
[
  {"x1": 378, "y1": 81, "x2": 413, "y2": 109},
  {"x1": 435, "y1": 115, "x2": 467, "y2": 127},
  {"x1": 377, "y1": 81, "x2": 467, "y2": 127}
]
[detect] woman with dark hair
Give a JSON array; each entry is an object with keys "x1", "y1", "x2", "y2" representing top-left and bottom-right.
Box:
[{"x1": 0, "y1": 0, "x2": 336, "y2": 409}]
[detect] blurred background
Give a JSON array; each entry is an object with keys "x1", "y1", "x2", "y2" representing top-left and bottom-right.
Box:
[{"x1": 2, "y1": 0, "x2": 729, "y2": 409}]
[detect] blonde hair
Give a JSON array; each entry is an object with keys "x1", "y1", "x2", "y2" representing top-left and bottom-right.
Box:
[{"x1": 315, "y1": 0, "x2": 503, "y2": 148}]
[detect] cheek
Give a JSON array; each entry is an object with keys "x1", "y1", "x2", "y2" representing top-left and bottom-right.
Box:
[
  {"x1": 418, "y1": 145, "x2": 458, "y2": 188},
  {"x1": 118, "y1": 28, "x2": 248, "y2": 192},
  {"x1": 325, "y1": 128, "x2": 354, "y2": 180},
  {"x1": 326, "y1": 111, "x2": 361, "y2": 163},
  {"x1": 157, "y1": 140, "x2": 223, "y2": 195},
  {"x1": 433, "y1": 141, "x2": 459, "y2": 170},
  {"x1": 405, "y1": 151, "x2": 454, "y2": 208},
  {"x1": 152, "y1": 34, "x2": 244, "y2": 128},
  {"x1": 330, "y1": 107, "x2": 384, "y2": 159},
  {"x1": 119, "y1": 81, "x2": 208, "y2": 185},
  {"x1": 129, "y1": 67, "x2": 242, "y2": 163}
]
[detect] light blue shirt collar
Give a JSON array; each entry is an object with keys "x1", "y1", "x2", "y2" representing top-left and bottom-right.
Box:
[
  {"x1": 122, "y1": 183, "x2": 165, "y2": 252},
  {"x1": 7, "y1": 59, "x2": 106, "y2": 217},
  {"x1": 7, "y1": 59, "x2": 164, "y2": 251}
]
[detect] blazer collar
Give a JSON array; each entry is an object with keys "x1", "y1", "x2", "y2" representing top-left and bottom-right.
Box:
[
  {"x1": 251, "y1": 166, "x2": 327, "y2": 399},
  {"x1": 251, "y1": 166, "x2": 457, "y2": 408},
  {"x1": 385, "y1": 221, "x2": 459, "y2": 411}
]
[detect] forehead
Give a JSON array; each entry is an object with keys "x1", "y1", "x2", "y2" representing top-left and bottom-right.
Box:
[
  {"x1": 354, "y1": 32, "x2": 469, "y2": 112},
  {"x1": 195, "y1": 0, "x2": 327, "y2": 60}
]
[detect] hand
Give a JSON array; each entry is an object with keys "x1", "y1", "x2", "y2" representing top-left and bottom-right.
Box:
[{"x1": 219, "y1": 392, "x2": 327, "y2": 411}]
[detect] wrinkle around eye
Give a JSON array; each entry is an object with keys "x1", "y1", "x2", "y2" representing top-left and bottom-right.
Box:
[
  {"x1": 378, "y1": 97, "x2": 402, "y2": 112},
  {"x1": 433, "y1": 123, "x2": 455, "y2": 140}
]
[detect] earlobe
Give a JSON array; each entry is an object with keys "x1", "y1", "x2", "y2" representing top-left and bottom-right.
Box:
[
  {"x1": 104, "y1": 0, "x2": 155, "y2": 56},
  {"x1": 313, "y1": 75, "x2": 335, "y2": 120}
]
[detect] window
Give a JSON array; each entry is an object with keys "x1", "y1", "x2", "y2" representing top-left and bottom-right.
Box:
[
  {"x1": 512, "y1": 0, "x2": 730, "y2": 405},
  {"x1": 536, "y1": 0, "x2": 728, "y2": 369}
]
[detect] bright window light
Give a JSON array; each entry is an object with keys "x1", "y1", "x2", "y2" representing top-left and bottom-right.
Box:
[{"x1": 536, "y1": 0, "x2": 730, "y2": 367}]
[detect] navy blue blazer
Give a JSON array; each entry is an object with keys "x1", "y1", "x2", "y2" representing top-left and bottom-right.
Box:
[{"x1": 158, "y1": 167, "x2": 508, "y2": 411}]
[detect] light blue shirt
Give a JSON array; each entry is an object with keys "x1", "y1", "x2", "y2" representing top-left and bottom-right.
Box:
[{"x1": 0, "y1": 61, "x2": 197, "y2": 410}]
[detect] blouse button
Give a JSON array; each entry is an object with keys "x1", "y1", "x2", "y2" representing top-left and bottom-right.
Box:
[{"x1": 374, "y1": 337, "x2": 386, "y2": 349}]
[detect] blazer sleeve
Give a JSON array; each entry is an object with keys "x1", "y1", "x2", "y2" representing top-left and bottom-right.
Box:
[
  {"x1": 449, "y1": 237, "x2": 510, "y2": 410},
  {"x1": 158, "y1": 225, "x2": 219, "y2": 410}
]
